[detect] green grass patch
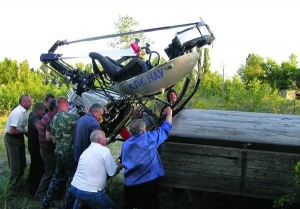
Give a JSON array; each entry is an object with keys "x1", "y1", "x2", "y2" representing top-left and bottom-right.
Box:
[{"x1": 0, "y1": 116, "x2": 6, "y2": 133}]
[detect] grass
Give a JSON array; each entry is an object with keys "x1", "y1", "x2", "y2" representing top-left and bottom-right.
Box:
[
  {"x1": 0, "y1": 133, "x2": 125, "y2": 209},
  {"x1": 0, "y1": 116, "x2": 6, "y2": 134},
  {"x1": 0, "y1": 134, "x2": 14, "y2": 209}
]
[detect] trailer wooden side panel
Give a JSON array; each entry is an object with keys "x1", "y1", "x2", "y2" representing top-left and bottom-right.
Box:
[{"x1": 157, "y1": 109, "x2": 300, "y2": 200}]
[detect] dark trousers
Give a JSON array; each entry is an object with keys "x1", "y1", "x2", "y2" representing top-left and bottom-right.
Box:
[
  {"x1": 4, "y1": 133, "x2": 27, "y2": 185},
  {"x1": 43, "y1": 152, "x2": 77, "y2": 208},
  {"x1": 27, "y1": 151, "x2": 45, "y2": 196},
  {"x1": 123, "y1": 179, "x2": 160, "y2": 209},
  {"x1": 35, "y1": 149, "x2": 56, "y2": 197}
]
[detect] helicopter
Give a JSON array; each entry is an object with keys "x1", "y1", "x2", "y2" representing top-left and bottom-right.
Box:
[{"x1": 40, "y1": 17, "x2": 215, "y2": 143}]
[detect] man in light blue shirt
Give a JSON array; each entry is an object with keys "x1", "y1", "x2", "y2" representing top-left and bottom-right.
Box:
[{"x1": 121, "y1": 107, "x2": 172, "y2": 209}]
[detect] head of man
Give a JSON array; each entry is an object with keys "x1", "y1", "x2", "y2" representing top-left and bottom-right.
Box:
[
  {"x1": 33, "y1": 102, "x2": 46, "y2": 118},
  {"x1": 89, "y1": 103, "x2": 104, "y2": 121},
  {"x1": 19, "y1": 94, "x2": 32, "y2": 110},
  {"x1": 129, "y1": 118, "x2": 146, "y2": 135},
  {"x1": 167, "y1": 89, "x2": 177, "y2": 104},
  {"x1": 45, "y1": 93, "x2": 55, "y2": 109},
  {"x1": 90, "y1": 130, "x2": 107, "y2": 146},
  {"x1": 56, "y1": 96, "x2": 69, "y2": 112},
  {"x1": 48, "y1": 99, "x2": 58, "y2": 114},
  {"x1": 135, "y1": 37, "x2": 140, "y2": 44}
]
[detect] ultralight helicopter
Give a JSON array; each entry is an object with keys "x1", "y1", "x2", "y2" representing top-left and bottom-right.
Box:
[{"x1": 40, "y1": 17, "x2": 215, "y2": 143}]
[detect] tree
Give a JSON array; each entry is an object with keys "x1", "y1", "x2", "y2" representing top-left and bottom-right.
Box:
[
  {"x1": 197, "y1": 47, "x2": 203, "y2": 76},
  {"x1": 107, "y1": 15, "x2": 152, "y2": 50},
  {"x1": 0, "y1": 58, "x2": 70, "y2": 115},
  {"x1": 238, "y1": 54, "x2": 265, "y2": 84},
  {"x1": 198, "y1": 70, "x2": 223, "y2": 97},
  {"x1": 0, "y1": 58, "x2": 19, "y2": 85},
  {"x1": 280, "y1": 54, "x2": 298, "y2": 89},
  {"x1": 203, "y1": 48, "x2": 211, "y2": 74},
  {"x1": 261, "y1": 54, "x2": 299, "y2": 90},
  {"x1": 75, "y1": 63, "x2": 93, "y2": 73}
]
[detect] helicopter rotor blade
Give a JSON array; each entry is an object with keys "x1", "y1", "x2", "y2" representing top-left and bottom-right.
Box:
[{"x1": 67, "y1": 22, "x2": 199, "y2": 44}]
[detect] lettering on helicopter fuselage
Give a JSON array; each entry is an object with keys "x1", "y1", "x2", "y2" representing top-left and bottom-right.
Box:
[
  {"x1": 127, "y1": 68, "x2": 164, "y2": 90},
  {"x1": 146, "y1": 68, "x2": 164, "y2": 83}
]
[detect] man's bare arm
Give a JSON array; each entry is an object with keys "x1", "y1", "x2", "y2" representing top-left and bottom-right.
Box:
[
  {"x1": 163, "y1": 107, "x2": 173, "y2": 124},
  {"x1": 9, "y1": 126, "x2": 26, "y2": 135}
]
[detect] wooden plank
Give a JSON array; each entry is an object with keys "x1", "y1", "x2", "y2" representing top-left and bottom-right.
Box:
[
  {"x1": 244, "y1": 178, "x2": 293, "y2": 190},
  {"x1": 163, "y1": 161, "x2": 241, "y2": 177},
  {"x1": 242, "y1": 188, "x2": 294, "y2": 200},
  {"x1": 246, "y1": 150, "x2": 300, "y2": 164},
  {"x1": 161, "y1": 152, "x2": 241, "y2": 167},
  {"x1": 246, "y1": 159, "x2": 297, "y2": 172},
  {"x1": 159, "y1": 141, "x2": 299, "y2": 197},
  {"x1": 160, "y1": 142, "x2": 242, "y2": 158},
  {"x1": 158, "y1": 178, "x2": 242, "y2": 196},
  {"x1": 170, "y1": 109, "x2": 300, "y2": 148},
  {"x1": 245, "y1": 168, "x2": 293, "y2": 181},
  {"x1": 163, "y1": 169, "x2": 241, "y2": 187}
]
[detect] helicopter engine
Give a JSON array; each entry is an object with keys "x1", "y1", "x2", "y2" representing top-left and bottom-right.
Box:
[{"x1": 164, "y1": 22, "x2": 214, "y2": 60}]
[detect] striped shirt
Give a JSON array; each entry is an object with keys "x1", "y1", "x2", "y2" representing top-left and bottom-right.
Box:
[{"x1": 38, "y1": 112, "x2": 55, "y2": 152}]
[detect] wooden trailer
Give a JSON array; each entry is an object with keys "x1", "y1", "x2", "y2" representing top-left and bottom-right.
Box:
[{"x1": 158, "y1": 109, "x2": 300, "y2": 201}]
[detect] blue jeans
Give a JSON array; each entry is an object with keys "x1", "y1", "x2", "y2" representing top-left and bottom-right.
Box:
[{"x1": 70, "y1": 185, "x2": 118, "y2": 209}]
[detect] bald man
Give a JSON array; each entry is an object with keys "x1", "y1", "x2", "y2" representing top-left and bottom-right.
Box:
[{"x1": 71, "y1": 130, "x2": 123, "y2": 208}]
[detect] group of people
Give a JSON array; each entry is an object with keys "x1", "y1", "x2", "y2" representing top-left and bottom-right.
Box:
[{"x1": 4, "y1": 89, "x2": 178, "y2": 209}]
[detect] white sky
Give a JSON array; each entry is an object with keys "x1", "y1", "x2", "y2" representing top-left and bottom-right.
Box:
[{"x1": 1, "y1": 0, "x2": 299, "y2": 78}]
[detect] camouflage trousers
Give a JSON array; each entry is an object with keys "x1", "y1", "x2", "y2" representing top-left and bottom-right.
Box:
[{"x1": 42, "y1": 152, "x2": 78, "y2": 208}]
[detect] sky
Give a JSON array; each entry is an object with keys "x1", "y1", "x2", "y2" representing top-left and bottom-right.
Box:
[{"x1": 1, "y1": 0, "x2": 300, "y2": 78}]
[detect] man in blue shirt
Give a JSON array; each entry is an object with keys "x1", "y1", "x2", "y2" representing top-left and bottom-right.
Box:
[
  {"x1": 121, "y1": 106, "x2": 172, "y2": 209},
  {"x1": 73, "y1": 103, "x2": 104, "y2": 162}
]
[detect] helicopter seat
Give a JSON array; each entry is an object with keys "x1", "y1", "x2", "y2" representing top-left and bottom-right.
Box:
[
  {"x1": 89, "y1": 52, "x2": 120, "y2": 82},
  {"x1": 117, "y1": 57, "x2": 149, "y2": 81}
]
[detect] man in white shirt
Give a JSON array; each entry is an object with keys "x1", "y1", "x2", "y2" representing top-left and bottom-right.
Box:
[
  {"x1": 5, "y1": 94, "x2": 32, "y2": 189},
  {"x1": 70, "y1": 130, "x2": 123, "y2": 209}
]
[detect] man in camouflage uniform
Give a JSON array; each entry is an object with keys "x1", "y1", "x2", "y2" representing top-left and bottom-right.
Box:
[{"x1": 42, "y1": 96, "x2": 79, "y2": 209}]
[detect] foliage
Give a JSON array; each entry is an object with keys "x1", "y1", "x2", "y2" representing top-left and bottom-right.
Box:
[
  {"x1": 273, "y1": 162, "x2": 300, "y2": 209},
  {"x1": 151, "y1": 56, "x2": 166, "y2": 67},
  {"x1": 197, "y1": 47, "x2": 203, "y2": 76},
  {"x1": 238, "y1": 53, "x2": 300, "y2": 90},
  {"x1": 0, "y1": 135, "x2": 9, "y2": 208},
  {"x1": 107, "y1": 15, "x2": 152, "y2": 50},
  {"x1": 197, "y1": 70, "x2": 223, "y2": 97},
  {"x1": 0, "y1": 58, "x2": 69, "y2": 116},
  {"x1": 237, "y1": 53, "x2": 265, "y2": 84},
  {"x1": 203, "y1": 48, "x2": 211, "y2": 74}
]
